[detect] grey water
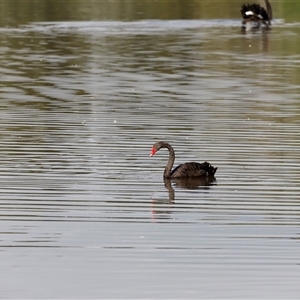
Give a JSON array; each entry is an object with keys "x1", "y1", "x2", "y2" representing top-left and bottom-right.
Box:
[{"x1": 1, "y1": 4, "x2": 300, "y2": 299}]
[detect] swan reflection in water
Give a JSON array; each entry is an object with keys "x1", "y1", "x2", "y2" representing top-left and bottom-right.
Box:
[
  {"x1": 151, "y1": 176, "x2": 217, "y2": 220},
  {"x1": 164, "y1": 176, "x2": 217, "y2": 201},
  {"x1": 168, "y1": 176, "x2": 216, "y2": 190}
]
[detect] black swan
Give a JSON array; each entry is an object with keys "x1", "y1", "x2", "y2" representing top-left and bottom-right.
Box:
[
  {"x1": 150, "y1": 141, "x2": 217, "y2": 178},
  {"x1": 241, "y1": 0, "x2": 272, "y2": 29}
]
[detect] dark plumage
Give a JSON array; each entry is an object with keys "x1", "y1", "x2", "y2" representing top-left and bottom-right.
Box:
[
  {"x1": 241, "y1": 0, "x2": 272, "y2": 29},
  {"x1": 150, "y1": 141, "x2": 217, "y2": 178}
]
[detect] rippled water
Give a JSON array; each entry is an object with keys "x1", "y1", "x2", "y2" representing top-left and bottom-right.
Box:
[{"x1": 1, "y1": 20, "x2": 300, "y2": 298}]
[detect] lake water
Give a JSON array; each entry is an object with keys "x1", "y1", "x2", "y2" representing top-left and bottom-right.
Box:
[{"x1": 0, "y1": 10, "x2": 300, "y2": 300}]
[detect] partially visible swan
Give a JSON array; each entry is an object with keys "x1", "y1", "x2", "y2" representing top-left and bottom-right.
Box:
[{"x1": 241, "y1": 0, "x2": 272, "y2": 30}]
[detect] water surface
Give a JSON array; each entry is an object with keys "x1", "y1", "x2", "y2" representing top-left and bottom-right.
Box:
[{"x1": 0, "y1": 18, "x2": 300, "y2": 299}]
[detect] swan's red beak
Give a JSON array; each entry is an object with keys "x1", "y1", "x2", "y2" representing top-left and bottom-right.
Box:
[{"x1": 150, "y1": 147, "x2": 157, "y2": 157}]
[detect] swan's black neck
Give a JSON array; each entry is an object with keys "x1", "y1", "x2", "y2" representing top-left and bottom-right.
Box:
[{"x1": 160, "y1": 142, "x2": 175, "y2": 178}]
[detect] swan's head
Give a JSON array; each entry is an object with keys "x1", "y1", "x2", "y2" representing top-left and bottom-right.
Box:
[{"x1": 150, "y1": 141, "x2": 168, "y2": 157}]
